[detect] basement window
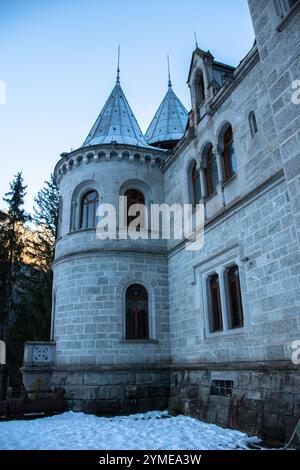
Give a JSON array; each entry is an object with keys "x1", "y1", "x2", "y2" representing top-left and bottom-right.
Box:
[{"x1": 210, "y1": 379, "x2": 234, "y2": 397}]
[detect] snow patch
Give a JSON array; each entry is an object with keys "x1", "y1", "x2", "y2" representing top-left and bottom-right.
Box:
[{"x1": 0, "y1": 410, "x2": 254, "y2": 450}]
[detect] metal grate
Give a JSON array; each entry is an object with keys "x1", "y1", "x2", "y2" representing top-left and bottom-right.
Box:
[{"x1": 210, "y1": 379, "x2": 234, "y2": 397}]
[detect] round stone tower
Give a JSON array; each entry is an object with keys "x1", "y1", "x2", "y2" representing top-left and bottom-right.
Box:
[{"x1": 22, "y1": 68, "x2": 188, "y2": 414}]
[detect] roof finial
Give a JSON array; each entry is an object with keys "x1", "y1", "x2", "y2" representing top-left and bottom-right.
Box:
[
  {"x1": 116, "y1": 45, "x2": 120, "y2": 83},
  {"x1": 167, "y1": 54, "x2": 172, "y2": 88},
  {"x1": 194, "y1": 31, "x2": 198, "y2": 49}
]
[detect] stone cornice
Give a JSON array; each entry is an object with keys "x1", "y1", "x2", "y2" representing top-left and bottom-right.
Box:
[{"x1": 54, "y1": 143, "x2": 166, "y2": 185}]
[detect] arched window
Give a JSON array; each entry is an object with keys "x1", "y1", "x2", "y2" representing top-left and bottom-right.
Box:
[
  {"x1": 80, "y1": 190, "x2": 99, "y2": 229},
  {"x1": 222, "y1": 125, "x2": 237, "y2": 181},
  {"x1": 204, "y1": 145, "x2": 218, "y2": 197},
  {"x1": 191, "y1": 161, "x2": 201, "y2": 204},
  {"x1": 208, "y1": 274, "x2": 223, "y2": 332},
  {"x1": 195, "y1": 71, "x2": 205, "y2": 108},
  {"x1": 226, "y1": 265, "x2": 244, "y2": 329},
  {"x1": 124, "y1": 189, "x2": 145, "y2": 230},
  {"x1": 125, "y1": 284, "x2": 149, "y2": 340},
  {"x1": 248, "y1": 111, "x2": 258, "y2": 138}
]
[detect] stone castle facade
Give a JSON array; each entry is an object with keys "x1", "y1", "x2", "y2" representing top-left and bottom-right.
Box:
[{"x1": 22, "y1": 0, "x2": 300, "y2": 441}]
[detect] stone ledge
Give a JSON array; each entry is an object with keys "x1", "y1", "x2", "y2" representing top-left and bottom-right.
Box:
[
  {"x1": 22, "y1": 363, "x2": 171, "y2": 373},
  {"x1": 119, "y1": 339, "x2": 159, "y2": 345},
  {"x1": 170, "y1": 360, "x2": 300, "y2": 372}
]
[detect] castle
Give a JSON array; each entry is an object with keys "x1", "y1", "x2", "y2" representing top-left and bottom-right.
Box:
[{"x1": 22, "y1": 0, "x2": 300, "y2": 441}]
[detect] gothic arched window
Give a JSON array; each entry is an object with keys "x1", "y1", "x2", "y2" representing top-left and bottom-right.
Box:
[
  {"x1": 248, "y1": 111, "x2": 258, "y2": 138},
  {"x1": 124, "y1": 189, "x2": 145, "y2": 230},
  {"x1": 80, "y1": 190, "x2": 99, "y2": 229},
  {"x1": 222, "y1": 125, "x2": 237, "y2": 182},
  {"x1": 204, "y1": 145, "x2": 218, "y2": 197},
  {"x1": 125, "y1": 284, "x2": 149, "y2": 340},
  {"x1": 191, "y1": 161, "x2": 201, "y2": 205}
]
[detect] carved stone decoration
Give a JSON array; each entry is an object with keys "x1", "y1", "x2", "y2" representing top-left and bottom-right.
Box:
[{"x1": 33, "y1": 346, "x2": 49, "y2": 363}]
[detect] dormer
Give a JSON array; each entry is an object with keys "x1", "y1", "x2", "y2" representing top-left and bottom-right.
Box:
[{"x1": 188, "y1": 47, "x2": 235, "y2": 125}]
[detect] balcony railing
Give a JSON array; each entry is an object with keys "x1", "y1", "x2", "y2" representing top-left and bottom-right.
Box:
[{"x1": 23, "y1": 341, "x2": 56, "y2": 367}]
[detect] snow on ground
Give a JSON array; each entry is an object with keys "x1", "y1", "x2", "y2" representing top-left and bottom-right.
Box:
[{"x1": 0, "y1": 410, "x2": 255, "y2": 450}]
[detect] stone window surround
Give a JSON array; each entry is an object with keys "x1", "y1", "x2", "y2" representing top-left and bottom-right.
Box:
[
  {"x1": 188, "y1": 124, "x2": 238, "y2": 206},
  {"x1": 195, "y1": 247, "x2": 245, "y2": 339},
  {"x1": 274, "y1": 0, "x2": 300, "y2": 31},
  {"x1": 70, "y1": 180, "x2": 101, "y2": 233},
  {"x1": 69, "y1": 179, "x2": 154, "y2": 235},
  {"x1": 120, "y1": 279, "x2": 157, "y2": 343}
]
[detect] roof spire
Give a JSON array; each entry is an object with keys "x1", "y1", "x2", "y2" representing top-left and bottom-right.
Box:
[
  {"x1": 167, "y1": 54, "x2": 172, "y2": 88},
  {"x1": 116, "y1": 45, "x2": 120, "y2": 83},
  {"x1": 194, "y1": 31, "x2": 198, "y2": 49}
]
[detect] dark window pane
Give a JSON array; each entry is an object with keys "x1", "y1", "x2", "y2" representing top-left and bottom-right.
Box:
[
  {"x1": 209, "y1": 274, "x2": 223, "y2": 332},
  {"x1": 205, "y1": 146, "x2": 218, "y2": 196},
  {"x1": 210, "y1": 158, "x2": 219, "y2": 194},
  {"x1": 223, "y1": 125, "x2": 237, "y2": 181},
  {"x1": 192, "y1": 162, "x2": 201, "y2": 204},
  {"x1": 125, "y1": 189, "x2": 145, "y2": 229},
  {"x1": 227, "y1": 265, "x2": 244, "y2": 328},
  {"x1": 125, "y1": 284, "x2": 149, "y2": 340},
  {"x1": 80, "y1": 190, "x2": 99, "y2": 229},
  {"x1": 195, "y1": 71, "x2": 205, "y2": 109}
]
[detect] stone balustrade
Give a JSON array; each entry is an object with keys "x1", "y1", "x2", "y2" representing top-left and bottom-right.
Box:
[{"x1": 23, "y1": 341, "x2": 56, "y2": 367}]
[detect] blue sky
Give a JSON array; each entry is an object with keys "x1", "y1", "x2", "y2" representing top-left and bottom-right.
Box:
[{"x1": 0, "y1": 0, "x2": 254, "y2": 212}]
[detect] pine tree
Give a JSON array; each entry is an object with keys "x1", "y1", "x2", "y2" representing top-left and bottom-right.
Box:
[
  {"x1": 0, "y1": 172, "x2": 29, "y2": 341},
  {"x1": 30, "y1": 173, "x2": 59, "y2": 269},
  {"x1": 6, "y1": 174, "x2": 59, "y2": 390}
]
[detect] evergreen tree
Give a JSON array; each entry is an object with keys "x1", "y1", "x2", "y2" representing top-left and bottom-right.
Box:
[
  {"x1": 7, "y1": 175, "x2": 59, "y2": 389},
  {"x1": 0, "y1": 172, "x2": 29, "y2": 341},
  {"x1": 30, "y1": 173, "x2": 59, "y2": 269}
]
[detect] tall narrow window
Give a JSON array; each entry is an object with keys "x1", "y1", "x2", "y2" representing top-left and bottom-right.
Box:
[
  {"x1": 248, "y1": 111, "x2": 258, "y2": 138},
  {"x1": 194, "y1": 71, "x2": 205, "y2": 111},
  {"x1": 124, "y1": 189, "x2": 145, "y2": 230},
  {"x1": 191, "y1": 161, "x2": 201, "y2": 204},
  {"x1": 208, "y1": 274, "x2": 223, "y2": 332},
  {"x1": 205, "y1": 145, "x2": 218, "y2": 197},
  {"x1": 226, "y1": 265, "x2": 244, "y2": 329},
  {"x1": 125, "y1": 284, "x2": 149, "y2": 340},
  {"x1": 222, "y1": 125, "x2": 237, "y2": 181},
  {"x1": 80, "y1": 190, "x2": 99, "y2": 229}
]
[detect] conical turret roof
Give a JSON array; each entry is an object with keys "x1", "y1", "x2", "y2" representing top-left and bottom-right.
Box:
[
  {"x1": 145, "y1": 83, "x2": 188, "y2": 147},
  {"x1": 82, "y1": 81, "x2": 151, "y2": 149}
]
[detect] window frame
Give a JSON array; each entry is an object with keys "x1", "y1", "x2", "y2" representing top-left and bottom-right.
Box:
[
  {"x1": 222, "y1": 125, "x2": 237, "y2": 182},
  {"x1": 80, "y1": 189, "x2": 100, "y2": 230},
  {"x1": 194, "y1": 70, "x2": 205, "y2": 108},
  {"x1": 125, "y1": 283, "x2": 150, "y2": 340},
  {"x1": 225, "y1": 265, "x2": 244, "y2": 330},
  {"x1": 204, "y1": 145, "x2": 218, "y2": 197},
  {"x1": 124, "y1": 188, "x2": 145, "y2": 230},
  {"x1": 248, "y1": 111, "x2": 258, "y2": 138},
  {"x1": 199, "y1": 253, "x2": 245, "y2": 338},
  {"x1": 191, "y1": 161, "x2": 202, "y2": 205},
  {"x1": 207, "y1": 273, "x2": 223, "y2": 333}
]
